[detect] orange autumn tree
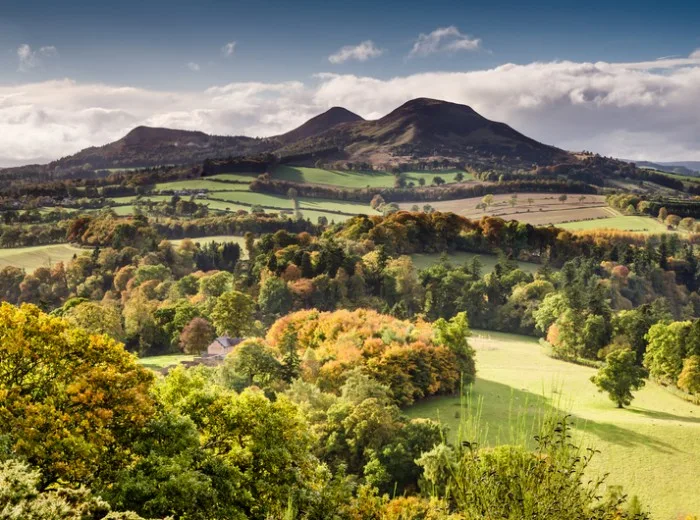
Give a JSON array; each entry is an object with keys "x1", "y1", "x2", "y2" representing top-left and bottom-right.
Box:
[
  {"x1": 266, "y1": 309, "x2": 471, "y2": 405},
  {"x1": 0, "y1": 302, "x2": 155, "y2": 485}
]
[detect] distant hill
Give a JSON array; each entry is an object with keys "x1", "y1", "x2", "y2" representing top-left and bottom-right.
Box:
[
  {"x1": 276, "y1": 98, "x2": 570, "y2": 169},
  {"x1": 1, "y1": 98, "x2": 574, "y2": 178},
  {"x1": 277, "y1": 107, "x2": 363, "y2": 144},
  {"x1": 625, "y1": 160, "x2": 700, "y2": 176}
]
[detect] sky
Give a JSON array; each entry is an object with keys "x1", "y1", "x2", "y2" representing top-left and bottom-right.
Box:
[{"x1": 1, "y1": 0, "x2": 700, "y2": 166}]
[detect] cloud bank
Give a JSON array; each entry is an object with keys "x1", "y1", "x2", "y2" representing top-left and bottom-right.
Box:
[
  {"x1": 329, "y1": 41, "x2": 383, "y2": 64},
  {"x1": 17, "y1": 44, "x2": 58, "y2": 72},
  {"x1": 2, "y1": 53, "x2": 700, "y2": 166}
]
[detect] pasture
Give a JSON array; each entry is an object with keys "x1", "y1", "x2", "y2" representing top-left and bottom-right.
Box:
[
  {"x1": 0, "y1": 243, "x2": 87, "y2": 272},
  {"x1": 272, "y1": 166, "x2": 470, "y2": 188},
  {"x1": 406, "y1": 331, "x2": 700, "y2": 520},
  {"x1": 400, "y1": 193, "x2": 614, "y2": 226},
  {"x1": 138, "y1": 354, "x2": 196, "y2": 370},
  {"x1": 558, "y1": 216, "x2": 671, "y2": 233}
]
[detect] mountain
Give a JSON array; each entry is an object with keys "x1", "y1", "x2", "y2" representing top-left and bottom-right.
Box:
[
  {"x1": 1, "y1": 98, "x2": 573, "y2": 177},
  {"x1": 277, "y1": 98, "x2": 569, "y2": 168},
  {"x1": 278, "y1": 107, "x2": 363, "y2": 144}
]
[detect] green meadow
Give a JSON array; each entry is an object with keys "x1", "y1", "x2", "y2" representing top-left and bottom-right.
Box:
[
  {"x1": 406, "y1": 330, "x2": 700, "y2": 520},
  {"x1": 557, "y1": 216, "x2": 670, "y2": 233},
  {"x1": 0, "y1": 243, "x2": 87, "y2": 273}
]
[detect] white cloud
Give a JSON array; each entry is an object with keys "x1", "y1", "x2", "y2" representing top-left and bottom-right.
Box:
[
  {"x1": 329, "y1": 40, "x2": 383, "y2": 64},
  {"x1": 408, "y1": 26, "x2": 480, "y2": 58},
  {"x1": 17, "y1": 44, "x2": 58, "y2": 72},
  {"x1": 221, "y1": 41, "x2": 236, "y2": 57},
  {"x1": 3, "y1": 52, "x2": 700, "y2": 166},
  {"x1": 690, "y1": 49, "x2": 700, "y2": 59},
  {"x1": 187, "y1": 62, "x2": 200, "y2": 71}
]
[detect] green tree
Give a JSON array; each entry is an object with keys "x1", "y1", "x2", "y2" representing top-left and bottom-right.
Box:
[
  {"x1": 677, "y1": 355, "x2": 700, "y2": 394},
  {"x1": 258, "y1": 276, "x2": 293, "y2": 320},
  {"x1": 433, "y1": 312, "x2": 475, "y2": 380},
  {"x1": 643, "y1": 321, "x2": 690, "y2": 384},
  {"x1": 591, "y1": 348, "x2": 646, "y2": 408},
  {"x1": 227, "y1": 338, "x2": 282, "y2": 386},
  {"x1": 210, "y1": 290, "x2": 256, "y2": 337},
  {"x1": 279, "y1": 324, "x2": 301, "y2": 382}
]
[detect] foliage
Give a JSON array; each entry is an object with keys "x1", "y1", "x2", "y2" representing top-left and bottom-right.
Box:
[
  {"x1": 590, "y1": 348, "x2": 647, "y2": 407},
  {"x1": 0, "y1": 303, "x2": 154, "y2": 485}
]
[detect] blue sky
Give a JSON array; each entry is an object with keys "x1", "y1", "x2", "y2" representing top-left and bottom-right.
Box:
[
  {"x1": 2, "y1": 0, "x2": 699, "y2": 88},
  {"x1": 1, "y1": 0, "x2": 699, "y2": 165}
]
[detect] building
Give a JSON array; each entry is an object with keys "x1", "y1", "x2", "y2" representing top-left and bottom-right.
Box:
[{"x1": 206, "y1": 336, "x2": 243, "y2": 357}]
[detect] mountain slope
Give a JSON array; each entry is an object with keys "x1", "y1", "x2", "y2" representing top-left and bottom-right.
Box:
[
  {"x1": 277, "y1": 107, "x2": 363, "y2": 144},
  {"x1": 277, "y1": 98, "x2": 569, "y2": 168},
  {"x1": 50, "y1": 126, "x2": 272, "y2": 171}
]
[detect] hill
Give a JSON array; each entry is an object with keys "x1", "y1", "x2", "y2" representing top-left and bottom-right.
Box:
[
  {"x1": 1, "y1": 98, "x2": 575, "y2": 177},
  {"x1": 277, "y1": 98, "x2": 571, "y2": 169},
  {"x1": 277, "y1": 107, "x2": 364, "y2": 144},
  {"x1": 626, "y1": 159, "x2": 700, "y2": 176}
]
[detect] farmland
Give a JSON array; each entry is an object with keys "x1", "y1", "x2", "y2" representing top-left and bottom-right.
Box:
[
  {"x1": 0, "y1": 243, "x2": 87, "y2": 272},
  {"x1": 406, "y1": 331, "x2": 700, "y2": 520},
  {"x1": 558, "y1": 216, "x2": 670, "y2": 233},
  {"x1": 272, "y1": 165, "x2": 471, "y2": 188},
  {"x1": 400, "y1": 193, "x2": 615, "y2": 225}
]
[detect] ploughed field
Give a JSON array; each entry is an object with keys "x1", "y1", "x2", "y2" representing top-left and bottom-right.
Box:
[
  {"x1": 400, "y1": 193, "x2": 616, "y2": 225},
  {"x1": 406, "y1": 331, "x2": 700, "y2": 520}
]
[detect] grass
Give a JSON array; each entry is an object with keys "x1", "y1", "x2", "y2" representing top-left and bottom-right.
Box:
[
  {"x1": 0, "y1": 243, "x2": 87, "y2": 272},
  {"x1": 138, "y1": 354, "x2": 195, "y2": 370},
  {"x1": 154, "y1": 179, "x2": 250, "y2": 192},
  {"x1": 272, "y1": 165, "x2": 470, "y2": 188},
  {"x1": 558, "y1": 216, "x2": 671, "y2": 233},
  {"x1": 406, "y1": 330, "x2": 700, "y2": 520},
  {"x1": 410, "y1": 251, "x2": 541, "y2": 274}
]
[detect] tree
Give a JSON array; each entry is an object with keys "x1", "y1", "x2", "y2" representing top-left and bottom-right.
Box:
[
  {"x1": 418, "y1": 177, "x2": 425, "y2": 187},
  {"x1": 65, "y1": 301, "x2": 125, "y2": 342},
  {"x1": 432, "y1": 176, "x2": 445, "y2": 186},
  {"x1": 433, "y1": 312, "x2": 475, "y2": 381},
  {"x1": 644, "y1": 321, "x2": 690, "y2": 384},
  {"x1": 0, "y1": 459, "x2": 147, "y2": 519},
  {"x1": 0, "y1": 303, "x2": 154, "y2": 485},
  {"x1": 591, "y1": 348, "x2": 646, "y2": 408},
  {"x1": 482, "y1": 194, "x2": 494, "y2": 208},
  {"x1": 658, "y1": 207, "x2": 668, "y2": 222},
  {"x1": 677, "y1": 355, "x2": 700, "y2": 394},
  {"x1": 279, "y1": 324, "x2": 301, "y2": 382},
  {"x1": 370, "y1": 194, "x2": 385, "y2": 210},
  {"x1": 665, "y1": 214, "x2": 681, "y2": 228},
  {"x1": 509, "y1": 194, "x2": 518, "y2": 208},
  {"x1": 258, "y1": 276, "x2": 293, "y2": 319},
  {"x1": 558, "y1": 194, "x2": 568, "y2": 203},
  {"x1": 455, "y1": 172, "x2": 464, "y2": 182},
  {"x1": 179, "y1": 317, "x2": 216, "y2": 354},
  {"x1": 210, "y1": 290, "x2": 256, "y2": 337},
  {"x1": 227, "y1": 338, "x2": 282, "y2": 386}
]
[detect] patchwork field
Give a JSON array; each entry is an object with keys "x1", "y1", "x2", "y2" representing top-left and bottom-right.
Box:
[
  {"x1": 410, "y1": 251, "x2": 541, "y2": 274},
  {"x1": 272, "y1": 166, "x2": 471, "y2": 188},
  {"x1": 406, "y1": 331, "x2": 700, "y2": 520},
  {"x1": 400, "y1": 193, "x2": 614, "y2": 225},
  {"x1": 0, "y1": 243, "x2": 87, "y2": 272}
]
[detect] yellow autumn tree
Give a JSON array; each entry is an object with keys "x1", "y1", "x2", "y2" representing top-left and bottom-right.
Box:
[{"x1": 0, "y1": 302, "x2": 155, "y2": 485}]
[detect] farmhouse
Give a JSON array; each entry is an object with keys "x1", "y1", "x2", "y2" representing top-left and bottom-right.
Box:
[{"x1": 206, "y1": 336, "x2": 243, "y2": 357}]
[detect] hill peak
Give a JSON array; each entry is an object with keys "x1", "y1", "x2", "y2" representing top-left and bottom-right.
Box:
[
  {"x1": 121, "y1": 126, "x2": 208, "y2": 146},
  {"x1": 278, "y1": 106, "x2": 364, "y2": 143}
]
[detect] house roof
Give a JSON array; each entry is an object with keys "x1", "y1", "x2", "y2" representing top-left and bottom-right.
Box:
[{"x1": 214, "y1": 336, "x2": 242, "y2": 348}]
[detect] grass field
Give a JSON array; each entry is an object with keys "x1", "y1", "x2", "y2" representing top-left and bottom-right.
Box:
[
  {"x1": 272, "y1": 166, "x2": 470, "y2": 188},
  {"x1": 409, "y1": 251, "x2": 541, "y2": 274},
  {"x1": 406, "y1": 331, "x2": 700, "y2": 520},
  {"x1": 154, "y1": 179, "x2": 251, "y2": 192},
  {"x1": 0, "y1": 243, "x2": 87, "y2": 272},
  {"x1": 138, "y1": 354, "x2": 195, "y2": 370},
  {"x1": 558, "y1": 216, "x2": 671, "y2": 233}
]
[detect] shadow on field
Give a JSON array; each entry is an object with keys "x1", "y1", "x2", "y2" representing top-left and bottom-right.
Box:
[
  {"x1": 626, "y1": 407, "x2": 700, "y2": 424},
  {"x1": 574, "y1": 418, "x2": 679, "y2": 454},
  {"x1": 465, "y1": 378, "x2": 679, "y2": 454}
]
